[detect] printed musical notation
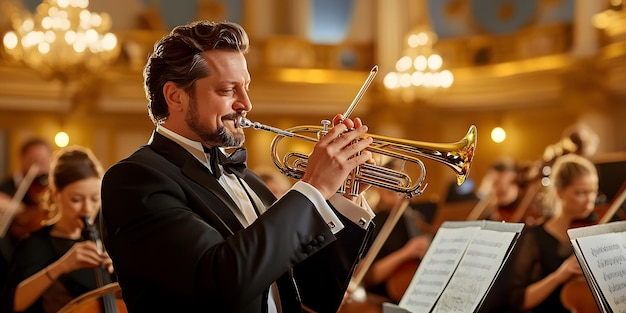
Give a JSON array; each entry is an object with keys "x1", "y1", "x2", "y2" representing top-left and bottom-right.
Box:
[
  {"x1": 575, "y1": 230, "x2": 626, "y2": 312},
  {"x1": 395, "y1": 221, "x2": 523, "y2": 313},
  {"x1": 400, "y1": 227, "x2": 479, "y2": 313},
  {"x1": 433, "y1": 230, "x2": 515, "y2": 313}
]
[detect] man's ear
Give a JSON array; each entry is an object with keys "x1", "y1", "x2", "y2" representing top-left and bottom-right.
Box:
[{"x1": 163, "y1": 82, "x2": 187, "y2": 112}]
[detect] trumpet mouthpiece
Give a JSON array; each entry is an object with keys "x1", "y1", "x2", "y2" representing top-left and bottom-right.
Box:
[{"x1": 238, "y1": 116, "x2": 252, "y2": 128}]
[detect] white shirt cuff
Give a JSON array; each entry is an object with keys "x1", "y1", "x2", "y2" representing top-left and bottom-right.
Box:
[
  {"x1": 328, "y1": 193, "x2": 375, "y2": 230},
  {"x1": 292, "y1": 181, "x2": 344, "y2": 234},
  {"x1": 291, "y1": 181, "x2": 374, "y2": 233}
]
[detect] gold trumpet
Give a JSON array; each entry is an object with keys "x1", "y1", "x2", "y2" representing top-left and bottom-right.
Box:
[{"x1": 239, "y1": 115, "x2": 477, "y2": 199}]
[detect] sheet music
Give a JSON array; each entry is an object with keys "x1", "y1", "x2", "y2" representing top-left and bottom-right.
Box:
[
  {"x1": 432, "y1": 229, "x2": 515, "y2": 313},
  {"x1": 399, "y1": 226, "x2": 480, "y2": 313},
  {"x1": 576, "y1": 231, "x2": 626, "y2": 313}
]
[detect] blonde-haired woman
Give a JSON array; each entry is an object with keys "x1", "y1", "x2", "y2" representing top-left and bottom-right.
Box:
[
  {"x1": 507, "y1": 154, "x2": 599, "y2": 313},
  {"x1": 0, "y1": 145, "x2": 113, "y2": 313}
]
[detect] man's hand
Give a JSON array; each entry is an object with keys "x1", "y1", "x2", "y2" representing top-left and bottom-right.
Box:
[
  {"x1": 302, "y1": 114, "x2": 373, "y2": 199},
  {"x1": 332, "y1": 115, "x2": 376, "y2": 201}
]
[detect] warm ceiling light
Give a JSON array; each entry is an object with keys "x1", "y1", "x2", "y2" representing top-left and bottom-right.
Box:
[
  {"x1": 2, "y1": 0, "x2": 119, "y2": 81},
  {"x1": 383, "y1": 26, "x2": 454, "y2": 102}
]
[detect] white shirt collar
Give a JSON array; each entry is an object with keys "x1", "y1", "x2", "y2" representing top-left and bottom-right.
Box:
[{"x1": 156, "y1": 125, "x2": 210, "y2": 165}]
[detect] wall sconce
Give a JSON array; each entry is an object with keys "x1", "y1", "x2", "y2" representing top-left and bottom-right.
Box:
[{"x1": 491, "y1": 126, "x2": 506, "y2": 143}]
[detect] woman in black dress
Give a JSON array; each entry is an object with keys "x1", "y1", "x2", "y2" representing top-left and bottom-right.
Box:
[{"x1": 0, "y1": 145, "x2": 113, "y2": 313}]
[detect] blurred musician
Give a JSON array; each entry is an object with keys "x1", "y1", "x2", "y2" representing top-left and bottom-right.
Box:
[
  {"x1": 0, "y1": 145, "x2": 114, "y2": 313},
  {"x1": 507, "y1": 154, "x2": 599, "y2": 313},
  {"x1": 0, "y1": 138, "x2": 52, "y2": 292},
  {"x1": 522, "y1": 122, "x2": 601, "y2": 222},
  {"x1": 0, "y1": 138, "x2": 51, "y2": 199},
  {"x1": 476, "y1": 157, "x2": 523, "y2": 222},
  {"x1": 362, "y1": 160, "x2": 431, "y2": 303}
]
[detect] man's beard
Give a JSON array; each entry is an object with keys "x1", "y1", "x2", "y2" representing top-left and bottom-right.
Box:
[{"x1": 185, "y1": 97, "x2": 245, "y2": 148}]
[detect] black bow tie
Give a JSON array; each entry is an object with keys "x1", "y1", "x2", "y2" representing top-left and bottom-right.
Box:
[{"x1": 207, "y1": 147, "x2": 247, "y2": 178}]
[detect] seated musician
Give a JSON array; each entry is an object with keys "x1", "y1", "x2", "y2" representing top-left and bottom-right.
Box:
[
  {"x1": 506, "y1": 154, "x2": 599, "y2": 313},
  {"x1": 0, "y1": 146, "x2": 114, "y2": 313},
  {"x1": 360, "y1": 160, "x2": 431, "y2": 305},
  {"x1": 476, "y1": 157, "x2": 523, "y2": 222},
  {"x1": 0, "y1": 138, "x2": 52, "y2": 291}
]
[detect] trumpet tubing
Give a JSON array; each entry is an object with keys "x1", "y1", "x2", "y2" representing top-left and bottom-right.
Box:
[{"x1": 240, "y1": 117, "x2": 477, "y2": 198}]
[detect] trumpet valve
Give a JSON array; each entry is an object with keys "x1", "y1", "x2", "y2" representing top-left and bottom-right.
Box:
[{"x1": 318, "y1": 120, "x2": 331, "y2": 139}]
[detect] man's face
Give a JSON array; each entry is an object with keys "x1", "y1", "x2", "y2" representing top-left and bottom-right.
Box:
[
  {"x1": 21, "y1": 144, "x2": 51, "y2": 176},
  {"x1": 184, "y1": 50, "x2": 252, "y2": 148}
]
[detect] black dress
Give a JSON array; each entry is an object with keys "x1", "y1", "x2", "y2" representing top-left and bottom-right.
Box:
[
  {"x1": 0, "y1": 226, "x2": 104, "y2": 313},
  {"x1": 507, "y1": 221, "x2": 572, "y2": 313}
]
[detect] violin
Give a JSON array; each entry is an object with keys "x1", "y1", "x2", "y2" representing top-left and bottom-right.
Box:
[
  {"x1": 385, "y1": 259, "x2": 419, "y2": 303},
  {"x1": 0, "y1": 164, "x2": 47, "y2": 239},
  {"x1": 10, "y1": 172, "x2": 48, "y2": 239}
]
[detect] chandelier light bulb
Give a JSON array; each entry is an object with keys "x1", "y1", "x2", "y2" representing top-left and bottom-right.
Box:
[
  {"x1": 396, "y1": 56, "x2": 412, "y2": 72},
  {"x1": 383, "y1": 72, "x2": 399, "y2": 89},
  {"x1": 3, "y1": 32, "x2": 18, "y2": 49},
  {"x1": 411, "y1": 72, "x2": 424, "y2": 86},
  {"x1": 22, "y1": 18, "x2": 34, "y2": 31},
  {"x1": 413, "y1": 55, "x2": 427, "y2": 71},
  {"x1": 407, "y1": 34, "x2": 420, "y2": 48},
  {"x1": 399, "y1": 73, "x2": 412, "y2": 87},
  {"x1": 439, "y1": 70, "x2": 454, "y2": 88},
  {"x1": 422, "y1": 72, "x2": 434, "y2": 88},
  {"x1": 38, "y1": 41, "x2": 50, "y2": 53},
  {"x1": 428, "y1": 54, "x2": 443, "y2": 70},
  {"x1": 91, "y1": 13, "x2": 102, "y2": 27},
  {"x1": 416, "y1": 32, "x2": 429, "y2": 46}
]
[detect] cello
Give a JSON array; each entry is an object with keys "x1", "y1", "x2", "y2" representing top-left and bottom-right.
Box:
[
  {"x1": 560, "y1": 181, "x2": 626, "y2": 313},
  {"x1": 57, "y1": 217, "x2": 127, "y2": 313}
]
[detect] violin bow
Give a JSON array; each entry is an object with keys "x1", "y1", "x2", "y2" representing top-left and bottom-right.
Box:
[
  {"x1": 0, "y1": 164, "x2": 40, "y2": 237},
  {"x1": 597, "y1": 180, "x2": 626, "y2": 225}
]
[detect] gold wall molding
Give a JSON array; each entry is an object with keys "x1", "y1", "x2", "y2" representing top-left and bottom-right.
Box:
[{"x1": 0, "y1": 65, "x2": 74, "y2": 112}]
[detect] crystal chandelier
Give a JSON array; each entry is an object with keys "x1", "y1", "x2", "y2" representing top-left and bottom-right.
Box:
[
  {"x1": 2, "y1": 0, "x2": 119, "y2": 81},
  {"x1": 383, "y1": 26, "x2": 454, "y2": 102}
]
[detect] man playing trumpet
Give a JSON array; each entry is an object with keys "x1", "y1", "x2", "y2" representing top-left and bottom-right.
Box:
[{"x1": 100, "y1": 20, "x2": 376, "y2": 313}]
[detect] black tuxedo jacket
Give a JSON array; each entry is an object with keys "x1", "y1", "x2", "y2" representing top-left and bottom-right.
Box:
[{"x1": 101, "y1": 131, "x2": 373, "y2": 313}]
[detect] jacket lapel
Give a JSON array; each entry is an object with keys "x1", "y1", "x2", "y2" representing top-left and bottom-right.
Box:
[{"x1": 150, "y1": 131, "x2": 245, "y2": 234}]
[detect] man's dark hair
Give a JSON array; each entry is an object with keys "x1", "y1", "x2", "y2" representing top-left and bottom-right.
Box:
[{"x1": 20, "y1": 138, "x2": 51, "y2": 156}]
